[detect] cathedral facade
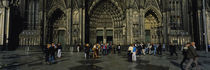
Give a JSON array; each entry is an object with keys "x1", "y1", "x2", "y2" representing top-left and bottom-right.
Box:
[{"x1": 0, "y1": 0, "x2": 210, "y2": 50}]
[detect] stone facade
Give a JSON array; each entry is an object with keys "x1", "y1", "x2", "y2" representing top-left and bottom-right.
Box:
[{"x1": 0, "y1": 0, "x2": 209, "y2": 50}]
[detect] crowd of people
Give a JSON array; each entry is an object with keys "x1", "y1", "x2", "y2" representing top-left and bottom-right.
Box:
[
  {"x1": 127, "y1": 43, "x2": 164, "y2": 62},
  {"x1": 44, "y1": 42, "x2": 62, "y2": 64},
  {"x1": 43, "y1": 41, "x2": 200, "y2": 70},
  {"x1": 83, "y1": 43, "x2": 121, "y2": 59},
  {"x1": 126, "y1": 42, "x2": 200, "y2": 70}
]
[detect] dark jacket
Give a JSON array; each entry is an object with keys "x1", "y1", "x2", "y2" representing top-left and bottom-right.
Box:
[
  {"x1": 49, "y1": 46, "x2": 55, "y2": 55},
  {"x1": 57, "y1": 45, "x2": 62, "y2": 49},
  {"x1": 187, "y1": 46, "x2": 198, "y2": 58}
]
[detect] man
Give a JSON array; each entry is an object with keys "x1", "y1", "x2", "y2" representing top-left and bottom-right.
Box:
[
  {"x1": 170, "y1": 43, "x2": 178, "y2": 56},
  {"x1": 85, "y1": 44, "x2": 90, "y2": 59},
  {"x1": 141, "y1": 43, "x2": 146, "y2": 55},
  {"x1": 117, "y1": 44, "x2": 121, "y2": 54},
  {"x1": 180, "y1": 43, "x2": 190, "y2": 69},
  {"x1": 185, "y1": 42, "x2": 200, "y2": 70},
  {"x1": 157, "y1": 43, "x2": 162, "y2": 55},
  {"x1": 49, "y1": 43, "x2": 55, "y2": 64}
]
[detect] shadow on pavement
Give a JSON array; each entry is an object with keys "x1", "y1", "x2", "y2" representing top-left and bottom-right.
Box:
[{"x1": 69, "y1": 65, "x2": 103, "y2": 70}]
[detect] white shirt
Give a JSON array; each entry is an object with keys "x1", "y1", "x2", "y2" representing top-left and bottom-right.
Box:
[{"x1": 128, "y1": 46, "x2": 133, "y2": 52}]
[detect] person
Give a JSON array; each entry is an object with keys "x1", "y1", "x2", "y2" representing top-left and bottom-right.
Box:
[
  {"x1": 92, "y1": 44, "x2": 99, "y2": 58},
  {"x1": 180, "y1": 43, "x2": 190, "y2": 70},
  {"x1": 185, "y1": 42, "x2": 200, "y2": 70},
  {"x1": 85, "y1": 44, "x2": 90, "y2": 59},
  {"x1": 57, "y1": 43, "x2": 62, "y2": 58},
  {"x1": 108, "y1": 44, "x2": 112, "y2": 54},
  {"x1": 148, "y1": 43, "x2": 152, "y2": 54},
  {"x1": 128, "y1": 44, "x2": 133, "y2": 62},
  {"x1": 117, "y1": 44, "x2": 121, "y2": 54},
  {"x1": 132, "y1": 44, "x2": 137, "y2": 61},
  {"x1": 102, "y1": 43, "x2": 107, "y2": 55},
  {"x1": 137, "y1": 44, "x2": 142, "y2": 56},
  {"x1": 157, "y1": 43, "x2": 162, "y2": 55},
  {"x1": 170, "y1": 43, "x2": 178, "y2": 56},
  {"x1": 153, "y1": 43, "x2": 157, "y2": 56},
  {"x1": 141, "y1": 43, "x2": 146, "y2": 55},
  {"x1": 114, "y1": 45, "x2": 117, "y2": 54},
  {"x1": 208, "y1": 45, "x2": 210, "y2": 51},
  {"x1": 77, "y1": 44, "x2": 80, "y2": 52},
  {"x1": 96, "y1": 44, "x2": 100, "y2": 56},
  {"x1": 49, "y1": 43, "x2": 55, "y2": 64},
  {"x1": 45, "y1": 43, "x2": 50, "y2": 64},
  {"x1": 162, "y1": 44, "x2": 166, "y2": 52}
]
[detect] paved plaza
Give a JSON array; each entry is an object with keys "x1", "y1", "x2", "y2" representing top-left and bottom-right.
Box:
[{"x1": 0, "y1": 50, "x2": 210, "y2": 70}]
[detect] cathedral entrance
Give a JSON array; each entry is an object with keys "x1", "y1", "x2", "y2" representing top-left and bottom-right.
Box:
[
  {"x1": 96, "y1": 30, "x2": 113, "y2": 44},
  {"x1": 96, "y1": 30, "x2": 103, "y2": 43},
  {"x1": 47, "y1": 8, "x2": 67, "y2": 46},
  {"x1": 144, "y1": 10, "x2": 162, "y2": 43},
  {"x1": 88, "y1": 0, "x2": 124, "y2": 45}
]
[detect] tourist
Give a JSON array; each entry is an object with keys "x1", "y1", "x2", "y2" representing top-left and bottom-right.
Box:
[
  {"x1": 85, "y1": 43, "x2": 90, "y2": 59},
  {"x1": 114, "y1": 45, "x2": 117, "y2": 54},
  {"x1": 77, "y1": 44, "x2": 80, "y2": 52},
  {"x1": 57, "y1": 43, "x2": 62, "y2": 58},
  {"x1": 49, "y1": 43, "x2": 55, "y2": 64},
  {"x1": 128, "y1": 44, "x2": 133, "y2": 62},
  {"x1": 180, "y1": 43, "x2": 190, "y2": 70},
  {"x1": 148, "y1": 43, "x2": 152, "y2": 54},
  {"x1": 185, "y1": 42, "x2": 200, "y2": 70},
  {"x1": 92, "y1": 44, "x2": 99, "y2": 58},
  {"x1": 132, "y1": 44, "x2": 137, "y2": 61},
  {"x1": 170, "y1": 43, "x2": 178, "y2": 56},
  {"x1": 157, "y1": 43, "x2": 162, "y2": 55},
  {"x1": 141, "y1": 43, "x2": 146, "y2": 55},
  {"x1": 153, "y1": 43, "x2": 157, "y2": 56},
  {"x1": 45, "y1": 43, "x2": 50, "y2": 64},
  {"x1": 162, "y1": 43, "x2": 166, "y2": 52},
  {"x1": 137, "y1": 44, "x2": 142, "y2": 56},
  {"x1": 117, "y1": 44, "x2": 121, "y2": 54},
  {"x1": 102, "y1": 43, "x2": 107, "y2": 55}
]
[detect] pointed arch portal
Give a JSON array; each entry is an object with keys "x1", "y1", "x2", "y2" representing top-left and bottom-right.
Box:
[
  {"x1": 47, "y1": 8, "x2": 66, "y2": 45},
  {"x1": 88, "y1": 0, "x2": 124, "y2": 44},
  {"x1": 144, "y1": 8, "x2": 163, "y2": 43}
]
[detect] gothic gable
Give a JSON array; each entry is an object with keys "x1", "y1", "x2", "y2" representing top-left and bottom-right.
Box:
[{"x1": 144, "y1": 0, "x2": 160, "y2": 9}]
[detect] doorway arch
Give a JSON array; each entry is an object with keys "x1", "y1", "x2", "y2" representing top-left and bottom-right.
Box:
[
  {"x1": 46, "y1": 8, "x2": 67, "y2": 45},
  {"x1": 144, "y1": 7, "x2": 163, "y2": 43},
  {"x1": 88, "y1": 0, "x2": 124, "y2": 45}
]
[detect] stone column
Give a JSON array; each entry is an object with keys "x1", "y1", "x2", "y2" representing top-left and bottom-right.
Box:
[
  {"x1": 0, "y1": 8, "x2": 4, "y2": 46},
  {"x1": 206, "y1": 12, "x2": 210, "y2": 45},
  {"x1": 139, "y1": 8, "x2": 144, "y2": 42}
]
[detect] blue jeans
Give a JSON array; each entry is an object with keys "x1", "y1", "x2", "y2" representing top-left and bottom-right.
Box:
[
  {"x1": 103, "y1": 49, "x2": 107, "y2": 55},
  {"x1": 49, "y1": 56, "x2": 54, "y2": 63},
  {"x1": 154, "y1": 48, "x2": 157, "y2": 55}
]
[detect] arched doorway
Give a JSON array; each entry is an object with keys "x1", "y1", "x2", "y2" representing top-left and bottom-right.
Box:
[
  {"x1": 46, "y1": 8, "x2": 67, "y2": 46},
  {"x1": 144, "y1": 9, "x2": 163, "y2": 43},
  {"x1": 88, "y1": 0, "x2": 124, "y2": 45}
]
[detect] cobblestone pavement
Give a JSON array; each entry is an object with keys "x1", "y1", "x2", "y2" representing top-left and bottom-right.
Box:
[{"x1": 0, "y1": 50, "x2": 209, "y2": 70}]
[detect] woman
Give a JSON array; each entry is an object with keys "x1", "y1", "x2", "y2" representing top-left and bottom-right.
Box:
[
  {"x1": 92, "y1": 44, "x2": 98, "y2": 58},
  {"x1": 132, "y1": 44, "x2": 137, "y2": 61},
  {"x1": 57, "y1": 43, "x2": 62, "y2": 58}
]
